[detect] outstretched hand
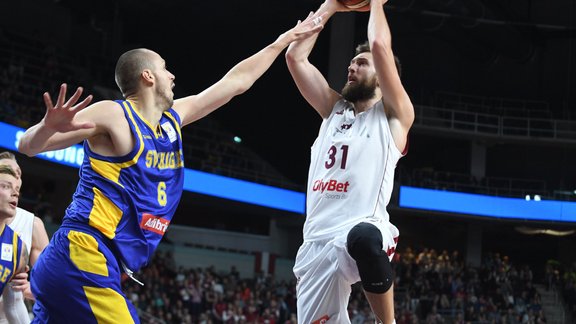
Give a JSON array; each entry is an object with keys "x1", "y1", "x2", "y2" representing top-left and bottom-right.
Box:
[
  {"x1": 42, "y1": 83, "x2": 95, "y2": 133},
  {"x1": 284, "y1": 11, "x2": 330, "y2": 43}
]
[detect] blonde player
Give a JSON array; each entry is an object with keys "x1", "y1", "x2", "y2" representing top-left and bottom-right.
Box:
[
  {"x1": 286, "y1": 0, "x2": 414, "y2": 323},
  {"x1": 0, "y1": 166, "x2": 29, "y2": 305},
  {"x1": 0, "y1": 152, "x2": 50, "y2": 323}
]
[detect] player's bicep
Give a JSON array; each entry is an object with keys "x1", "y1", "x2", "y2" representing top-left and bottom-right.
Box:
[
  {"x1": 286, "y1": 60, "x2": 339, "y2": 118},
  {"x1": 372, "y1": 48, "x2": 414, "y2": 129},
  {"x1": 30, "y1": 217, "x2": 49, "y2": 266}
]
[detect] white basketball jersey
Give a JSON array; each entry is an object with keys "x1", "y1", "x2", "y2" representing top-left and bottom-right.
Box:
[
  {"x1": 9, "y1": 208, "x2": 34, "y2": 254},
  {"x1": 303, "y1": 99, "x2": 403, "y2": 242}
]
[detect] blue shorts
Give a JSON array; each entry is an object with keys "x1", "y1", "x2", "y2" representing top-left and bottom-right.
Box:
[{"x1": 31, "y1": 227, "x2": 139, "y2": 323}]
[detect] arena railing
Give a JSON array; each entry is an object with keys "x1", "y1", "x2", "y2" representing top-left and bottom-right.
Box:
[
  {"x1": 401, "y1": 168, "x2": 576, "y2": 201},
  {"x1": 414, "y1": 105, "x2": 576, "y2": 143}
]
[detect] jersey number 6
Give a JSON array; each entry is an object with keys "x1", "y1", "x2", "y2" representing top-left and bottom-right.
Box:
[{"x1": 157, "y1": 182, "x2": 167, "y2": 206}]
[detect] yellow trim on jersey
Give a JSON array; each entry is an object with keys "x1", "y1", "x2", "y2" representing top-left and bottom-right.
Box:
[
  {"x1": 88, "y1": 101, "x2": 145, "y2": 184},
  {"x1": 164, "y1": 111, "x2": 182, "y2": 139},
  {"x1": 0, "y1": 223, "x2": 5, "y2": 237},
  {"x1": 89, "y1": 159, "x2": 124, "y2": 186},
  {"x1": 11, "y1": 231, "x2": 18, "y2": 276},
  {"x1": 68, "y1": 231, "x2": 109, "y2": 277},
  {"x1": 88, "y1": 187, "x2": 123, "y2": 239},
  {"x1": 84, "y1": 286, "x2": 135, "y2": 324},
  {"x1": 127, "y1": 99, "x2": 163, "y2": 139}
]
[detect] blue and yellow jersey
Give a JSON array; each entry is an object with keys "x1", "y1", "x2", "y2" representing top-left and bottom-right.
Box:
[
  {"x1": 0, "y1": 224, "x2": 23, "y2": 293},
  {"x1": 63, "y1": 100, "x2": 184, "y2": 271}
]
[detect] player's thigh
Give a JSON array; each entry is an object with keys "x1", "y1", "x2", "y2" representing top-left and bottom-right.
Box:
[
  {"x1": 31, "y1": 229, "x2": 138, "y2": 324},
  {"x1": 295, "y1": 242, "x2": 352, "y2": 324}
]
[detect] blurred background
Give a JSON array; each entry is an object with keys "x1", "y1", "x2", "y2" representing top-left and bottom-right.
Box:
[{"x1": 1, "y1": 0, "x2": 575, "y2": 322}]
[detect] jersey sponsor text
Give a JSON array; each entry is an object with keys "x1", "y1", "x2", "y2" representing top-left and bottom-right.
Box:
[
  {"x1": 312, "y1": 179, "x2": 350, "y2": 193},
  {"x1": 140, "y1": 213, "x2": 170, "y2": 235},
  {"x1": 311, "y1": 315, "x2": 330, "y2": 324}
]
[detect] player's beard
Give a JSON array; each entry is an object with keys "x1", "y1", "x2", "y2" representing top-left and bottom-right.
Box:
[{"x1": 341, "y1": 76, "x2": 378, "y2": 103}]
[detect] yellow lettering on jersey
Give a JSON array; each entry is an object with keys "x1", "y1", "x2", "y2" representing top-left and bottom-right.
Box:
[
  {"x1": 176, "y1": 150, "x2": 184, "y2": 168},
  {"x1": 168, "y1": 152, "x2": 175, "y2": 169},
  {"x1": 158, "y1": 152, "x2": 165, "y2": 169},
  {"x1": 145, "y1": 150, "x2": 183, "y2": 170},
  {"x1": 0, "y1": 266, "x2": 11, "y2": 283},
  {"x1": 153, "y1": 151, "x2": 160, "y2": 168},
  {"x1": 146, "y1": 151, "x2": 153, "y2": 168}
]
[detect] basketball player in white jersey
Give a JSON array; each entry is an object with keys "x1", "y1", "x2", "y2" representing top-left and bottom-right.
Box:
[
  {"x1": 285, "y1": 0, "x2": 414, "y2": 323},
  {"x1": 0, "y1": 152, "x2": 50, "y2": 323}
]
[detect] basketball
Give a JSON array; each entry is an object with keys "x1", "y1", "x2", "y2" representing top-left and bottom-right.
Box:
[{"x1": 339, "y1": 0, "x2": 370, "y2": 11}]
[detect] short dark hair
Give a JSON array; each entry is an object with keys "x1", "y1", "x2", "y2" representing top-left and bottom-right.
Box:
[
  {"x1": 355, "y1": 41, "x2": 402, "y2": 77},
  {"x1": 0, "y1": 165, "x2": 16, "y2": 178},
  {"x1": 114, "y1": 49, "x2": 154, "y2": 97},
  {"x1": 0, "y1": 152, "x2": 16, "y2": 162}
]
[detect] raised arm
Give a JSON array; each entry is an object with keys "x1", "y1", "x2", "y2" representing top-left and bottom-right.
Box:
[
  {"x1": 285, "y1": 0, "x2": 348, "y2": 118},
  {"x1": 18, "y1": 84, "x2": 131, "y2": 158},
  {"x1": 18, "y1": 84, "x2": 94, "y2": 155},
  {"x1": 173, "y1": 13, "x2": 327, "y2": 127},
  {"x1": 368, "y1": 0, "x2": 414, "y2": 151}
]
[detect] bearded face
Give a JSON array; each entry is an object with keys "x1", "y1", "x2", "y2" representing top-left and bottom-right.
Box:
[{"x1": 341, "y1": 74, "x2": 378, "y2": 103}]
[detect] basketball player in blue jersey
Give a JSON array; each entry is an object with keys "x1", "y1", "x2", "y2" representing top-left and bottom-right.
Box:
[
  {"x1": 0, "y1": 152, "x2": 50, "y2": 323},
  {"x1": 0, "y1": 166, "x2": 29, "y2": 299},
  {"x1": 286, "y1": 0, "x2": 414, "y2": 323},
  {"x1": 17, "y1": 12, "x2": 327, "y2": 324}
]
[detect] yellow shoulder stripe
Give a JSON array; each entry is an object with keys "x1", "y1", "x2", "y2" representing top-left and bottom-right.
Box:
[{"x1": 89, "y1": 101, "x2": 145, "y2": 184}]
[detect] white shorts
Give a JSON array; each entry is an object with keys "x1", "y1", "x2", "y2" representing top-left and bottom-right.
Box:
[{"x1": 293, "y1": 220, "x2": 399, "y2": 324}]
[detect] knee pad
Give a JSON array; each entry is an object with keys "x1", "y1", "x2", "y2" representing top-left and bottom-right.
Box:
[{"x1": 346, "y1": 222, "x2": 393, "y2": 293}]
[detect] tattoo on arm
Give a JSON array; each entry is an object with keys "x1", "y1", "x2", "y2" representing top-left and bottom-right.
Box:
[{"x1": 19, "y1": 246, "x2": 29, "y2": 273}]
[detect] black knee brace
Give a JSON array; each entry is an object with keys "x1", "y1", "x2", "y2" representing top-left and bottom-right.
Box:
[{"x1": 346, "y1": 222, "x2": 393, "y2": 293}]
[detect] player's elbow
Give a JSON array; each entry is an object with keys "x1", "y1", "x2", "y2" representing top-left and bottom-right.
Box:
[
  {"x1": 285, "y1": 48, "x2": 306, "y2": 68},
  {"x1": 370, "y1": 38, "x2": 391, "y2": 53},
  {"x1": 17, "y1": 140, "x2": 36, "y2": 157},
  {"x1": 235, "y1": 77, "x2": 253, "y2": 95},
  {"x1": 225, "y1": 78, "x2": 250, "y2": 97},
  {"x1": 285, "y1": 49, "x2": 296, "y2": 64}
]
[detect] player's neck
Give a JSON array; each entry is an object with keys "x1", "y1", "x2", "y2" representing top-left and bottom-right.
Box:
[
  {"x1": 126, "y1": 94, "x2": 165, "y2": 128},
  {"x1": 353, "y1": 97, "x2": 380, "y2": 113},
  {"x1": 3, "y1": 215, "x2": 14, "y2": 226}
]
